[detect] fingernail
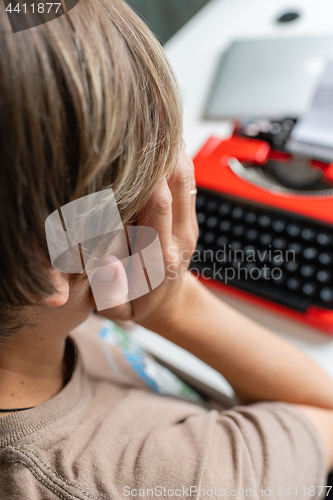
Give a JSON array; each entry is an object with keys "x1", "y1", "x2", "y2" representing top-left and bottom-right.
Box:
[{"x1": 93, "y1": 255, "x2": 118, "y2": 283}]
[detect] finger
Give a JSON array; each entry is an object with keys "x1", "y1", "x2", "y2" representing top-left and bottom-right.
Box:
[
  {"x1": 136, "y1": 177, "x2": 173, "y2": 255},
  {"x1": 89, "y1": 255, "x2": 132, "y2": 318},
  {"x1": 168, "y1": 145, "x2": 193, "y2": 240}
]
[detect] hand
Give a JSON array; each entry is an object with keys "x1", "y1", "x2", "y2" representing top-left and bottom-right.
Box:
[{"x1": 90, "y1": 144, "x2": 199, "y2": 324}]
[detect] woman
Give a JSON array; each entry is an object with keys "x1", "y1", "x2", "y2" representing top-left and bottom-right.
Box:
[{"x1": 0, "y1": 1, "x2": 332, "y2": 498}]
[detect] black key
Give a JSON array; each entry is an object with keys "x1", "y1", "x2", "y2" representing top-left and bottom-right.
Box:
[
  {"x1": 215, "y1": 250, "x2": 227, "y2": 264},
  {"x1": 231, "y1": 224, "x2": 245, "y2": 237},
  {"x1": 272, "y1": 238, "x2": 286, "y2": 250},
  {"x1": 259, "y1": 266, "x2": 271, "y2": 279},
  {"x1": 195, "y1": 244, "x2": 203, "y2": 255},
  {"x1": 316, "y1": 270, "x2": 332, "y2": 283},
  {"x1": 301, "y1": 228, "x2": 316, "y2": 242},
  {"x1": 271, "y1": 219, "x2": 286, "y2": 232},
  {"x1": 230, "y1": 240, "x2": 242, "y2": 252},
  {"x1": 272, "y1": 133, "x2": 287, "y2": 146},
  {"x1": 303, "y1": 247, "x2": 318, "y2": 260},
  {"x1": 300, "y1": 265, "x2": 315, "y2": 278},
  {"x1": 231, "y1": 207, "x2": 244, "y2": 220},
  {"x1": 244, "y1": 212, "x2": 257, "y2": 224},
  {"x1": 272, "y1": 270, "x2": 286, "y2": 285},
  {"x1": 282, "y1": 118, "x2": 296, "y2": 130},
  {"x1": 206, "y1": 216, "x2": 218, "y2": 229},
  {"x1": 286, "y1": 224, "x2": 301, "y2": 237},
  {"x1": 302, "y1": 283, "x2": 317, "y2": 296},
  {"x1": 272, "y1": 255, "x2": 284, "y2": 267},
  {"x1": 244, "y1": 245, "x2": 256, "y2": 258},
  {"x1": 248, "y1": 266, "x2": 262, "y2": 281},
  {"x1": 284, "y1": 261, "x2": 298, "y2": 272},
  {"x1": 203, "y1": 232, "x2": 215, "y2": 245},
  {"x1": 196, "y1": 195, "x2": 205, "y2": 210},
  {"x1": 320, "y1": 287, "x2": 333, "y2": 305},
  {"x1": 206, "y1": 200, "x2": 218, "y2": 212},
  {"x1": 287, "y1": 277, "x2": 301, "y2": 291},
  {"x1": 245, "y1": 262, "x2": 258, "y2": 274},
  {"x1": 218, "y1": 203, "x2": 231, "y2": 216},
  {"x1": 319, "y1": 253, "x2": 333, "y2": 266},
  {"x1": 287, "y1": 242, "x2": 303, "y2": 255},
  {"x1": 257, "y1": 249, "x2": 269, "y2": 263},
  {"x1": 197, "y1": 212, "x2": 206, "y2": 225},
  {"x1": 258, "y1": 215, "x2": 272, "y2": 228},
  {"x1": 259, "y1": 233, "x2": 272, "y2": 246},
  {"x1": 232, "y1": 279, "x2": 310, "y2": 311},
  {"x1": 317, "y1": 233, "x2": 332, "y2": 246},
  {"x1": 270, "y1": 122, "x2": 282, "y2": 135},
  {"x1": 245, "y1": 228, "x2": 258, "y2": 241},
  {"x1": 219, "y1": 220, "x2": 231, "y2": 232},
  {"x1": 230, "y1": 259, "x2": 242, "y2": 270},
  {"x1": 217, "y1": 236, "x2": 228, "y2": 248}
]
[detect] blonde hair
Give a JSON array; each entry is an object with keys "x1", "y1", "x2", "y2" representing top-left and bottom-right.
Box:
[{"x1": 0, "y1": 0, "x2": 183, "y2": 336}]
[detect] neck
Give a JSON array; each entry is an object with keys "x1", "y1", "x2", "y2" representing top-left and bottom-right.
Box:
[
  {"x1": 0, "y1": 278, "x2": 92, "y2": 417},
  {"x1": 0, "y1": 331, "x2": 71, "y2": 417},
  {"x1": 0, "y1": 305, "x2": 84, "y2": 418}
]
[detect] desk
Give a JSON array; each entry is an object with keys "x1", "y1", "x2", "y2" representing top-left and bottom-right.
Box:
[{"x1": 130, "y1": 0, "x2": 333, "y2": 394}]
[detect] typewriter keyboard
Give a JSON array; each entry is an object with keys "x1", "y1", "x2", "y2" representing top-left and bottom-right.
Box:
[{"x1": 192, "y1": 188, "x2": 333, "y2": 312}]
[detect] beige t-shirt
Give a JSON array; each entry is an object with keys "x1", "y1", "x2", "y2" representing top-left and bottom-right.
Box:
[{"x1": 0, "y1": 314, "x2": 327, "y2": 500}]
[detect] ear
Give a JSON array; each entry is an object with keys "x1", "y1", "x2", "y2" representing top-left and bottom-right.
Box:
[{"x1": 42, "y1": 268, "x2": 70, "y2": 307}]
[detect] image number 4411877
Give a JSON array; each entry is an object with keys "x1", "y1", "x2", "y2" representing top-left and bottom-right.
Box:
[{"x1": 3, "y1": 0, "x2": 80, "y2": 33}]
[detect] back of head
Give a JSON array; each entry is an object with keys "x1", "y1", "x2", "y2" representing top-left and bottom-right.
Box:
[{"x1": 0, "y1": 0, "x2": 183, "y2": 337}]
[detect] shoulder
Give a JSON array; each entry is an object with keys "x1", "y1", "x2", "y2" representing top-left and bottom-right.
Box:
[{"x1": 0, "y1": 397, "x2": 326, "y2": 499}]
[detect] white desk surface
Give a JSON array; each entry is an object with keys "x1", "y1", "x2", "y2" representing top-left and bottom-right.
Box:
[{"x1": 130, "y1": 0, "x2": 333, "y2": 394}]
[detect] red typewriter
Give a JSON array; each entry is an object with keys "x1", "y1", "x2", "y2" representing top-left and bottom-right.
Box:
[{"x1": 192, "y1": 118, "x2": 333, "y2": 335}]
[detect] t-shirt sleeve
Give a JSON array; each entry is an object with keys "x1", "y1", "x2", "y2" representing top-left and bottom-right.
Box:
[{"x1": 129, "y1": 401, "x2": 327, "y2": 500}]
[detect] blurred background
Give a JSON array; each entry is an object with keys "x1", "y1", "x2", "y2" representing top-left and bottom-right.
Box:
[{"x1": 127, "y1": 0, "x2": 211, "y2": 43}]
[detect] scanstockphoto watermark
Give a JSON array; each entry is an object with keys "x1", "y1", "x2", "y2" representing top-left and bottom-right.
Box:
[
  {"x1": 123, "y1": 486, "x2": 258, "y2": 497},
  {"x1": 167, "y1": 245, "x2": 296, "y2": 284},
  {"x1": 123, "y1": 485, "x2": 333, "y2": 498},
  {"x1": 3, "y1": 0, "x2": 80, "y2": 33}
]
